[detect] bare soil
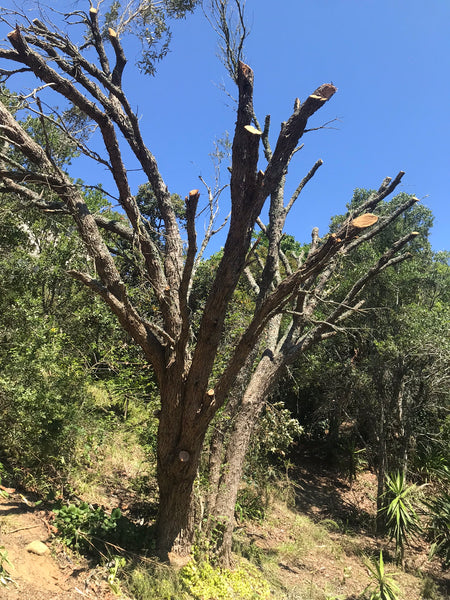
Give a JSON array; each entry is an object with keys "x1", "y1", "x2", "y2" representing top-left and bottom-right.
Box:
[
  {"x1": 0, "y1": 489, "x2": 117, "y2": 600},
  {"x1": 0, "y1": 466, "x2": 448, "y2": 600}
]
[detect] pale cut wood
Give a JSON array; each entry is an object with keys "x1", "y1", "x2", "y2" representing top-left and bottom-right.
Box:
[
  {"x1": 244, "y1": 124, "x2": 262, "y2": 136},
  {"x1": 350, "y1": 213, "x2": 378, "y2": 229},
  {"x1": 108, "y1": 28, "x2": 117, "y2": 38}
]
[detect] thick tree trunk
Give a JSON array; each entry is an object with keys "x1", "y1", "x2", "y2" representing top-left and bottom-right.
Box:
[
  {"x1": 157, "y1": 472, "x2": 197, "y2": 559},
  {"x1": 155, "y1": 380, "x2": 206, "y2": 559}
]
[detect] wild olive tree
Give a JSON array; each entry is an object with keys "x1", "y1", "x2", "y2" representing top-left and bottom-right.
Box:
[{"x1": 0, "y1": 1, "x2": 420, "y2": 561}]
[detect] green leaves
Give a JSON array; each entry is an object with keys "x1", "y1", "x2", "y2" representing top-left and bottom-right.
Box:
[
  {"x1": 424, "y1": 487, "x2": 450, "y2": 567},
  {"x1": 53, "y1": 502, "x2": 122, "y2": 555},
  {"x1": 364, "y1": 551, "x2": 400, "y2": 600},
  {"x1": 381, "y1": 472, "x2": 421, "y2": 564}
]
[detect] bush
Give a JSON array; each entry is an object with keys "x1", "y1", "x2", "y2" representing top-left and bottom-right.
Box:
[
  {"x1": 424, "y1": 490, "x2": 450, "y2": 567},
  {"x1": 127, "y1": 559, "x2": 271, "y2": 600},
  {"x1": 381, "y1": 472, "x2": 421, "y2": 564},
  {"x1": 53, "y1": 502, "x2": 122, "y2": 555},
  {"x1": 0, "y1": 328, "x2": 96, "y2": 494}
]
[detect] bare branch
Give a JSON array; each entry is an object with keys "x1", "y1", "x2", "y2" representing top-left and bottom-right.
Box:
[
  {"x1": 205, "y1": 0, "x2": 250, "y2": 83},
  {"x1": 285, "y1": 158, "x2": 323, "y2": 214}
]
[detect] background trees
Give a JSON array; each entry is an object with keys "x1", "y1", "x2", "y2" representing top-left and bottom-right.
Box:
[{"x1": 0, "y1": 1, "x2": 442, "y2": 565}]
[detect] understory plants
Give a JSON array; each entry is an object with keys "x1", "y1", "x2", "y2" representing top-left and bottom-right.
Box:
[
  {"x1": 0, "y1": 546, "x2": 14, "y2": 587},
  {"x1": 381, "y1": 472, "x2": 421, "y2": 564},
  {"x1": 128, "y1": 558, "x2": 271, "y2": 600},
  {"x1": 364, "y1": 551, "x2": 400, "y2": 600},
  {"x1": 424, "y1": 489, "x2": 450, "y2": 567},
  {"x1": 52, "y1": 501, "x2": 122, "y2": 555}
]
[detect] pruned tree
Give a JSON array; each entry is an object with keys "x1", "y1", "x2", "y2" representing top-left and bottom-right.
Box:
[{"x1": 0, "y1": 1, "x2": 420, "y2": 562}]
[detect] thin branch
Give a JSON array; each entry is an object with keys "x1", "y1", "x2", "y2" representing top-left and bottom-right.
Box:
[{"x1": 285, "y1": 159, "x2": 323, "y2": 214}]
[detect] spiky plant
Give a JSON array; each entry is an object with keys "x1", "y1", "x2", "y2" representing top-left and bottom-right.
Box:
[
  {"x1": 381, "y1": 471, "x2": 421, "y2": 565},
  {"x1": 364, "y1": 551, "x2": 400, "y2": 600}
]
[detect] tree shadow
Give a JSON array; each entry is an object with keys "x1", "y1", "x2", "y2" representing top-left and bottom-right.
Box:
[{"x1": 291, "y1": 458, "x2": 375, "y2": 535}]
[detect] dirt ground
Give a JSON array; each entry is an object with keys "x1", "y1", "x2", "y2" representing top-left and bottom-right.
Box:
[
  {"x1": 0, "y1": 468, "x2": 448, "y2": 600},
  {"x1": 0, "y1": 488, "x2": 117, "y2": 600}
]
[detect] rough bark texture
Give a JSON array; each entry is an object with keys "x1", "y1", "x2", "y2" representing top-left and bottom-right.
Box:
[{"x1": 0, "y1": 5, "x2": 420, "y2": 561}]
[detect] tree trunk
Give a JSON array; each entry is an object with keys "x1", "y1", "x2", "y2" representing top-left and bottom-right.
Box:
[
  {"x1": 208, "y1": 357, "x2": 277, "y2": 565},
  {"x1": 396, "y1": 376, "x2": 409, "y2": 477},
  {"x1": 155, "y1": 380, "x2": 206, "y2": 559},
  {"x1": 376, "y1": 393, "x2": 387, "y2": 535},
  {"x1": 157, "y1": 472, "x2": 197, "y2": 559}
]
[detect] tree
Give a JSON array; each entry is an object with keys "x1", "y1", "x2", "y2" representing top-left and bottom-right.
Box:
[
  {"x1": 0, "y1": 1, "x2": 421, "y2": 561},
  {"x1": 277, "y1": 198, "x2": 449, "y2": 536}
]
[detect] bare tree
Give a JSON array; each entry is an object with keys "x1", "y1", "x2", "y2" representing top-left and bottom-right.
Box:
[{"x1": 0, "y1": 2, "x2": 419, "y2": 561}]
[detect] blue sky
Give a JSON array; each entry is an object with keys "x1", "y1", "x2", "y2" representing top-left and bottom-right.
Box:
[{"x1": 2, "y1": 1, "x2": 449, "y2": 251}]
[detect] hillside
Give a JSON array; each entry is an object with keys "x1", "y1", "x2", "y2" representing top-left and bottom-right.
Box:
[{"x1": 0, "y1": 464, "x2": 448, "y2": 600}]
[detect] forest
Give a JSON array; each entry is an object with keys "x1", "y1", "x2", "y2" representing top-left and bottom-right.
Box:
[{"x1": 0, "y1": 1, "x2": 449, "y2": 599}]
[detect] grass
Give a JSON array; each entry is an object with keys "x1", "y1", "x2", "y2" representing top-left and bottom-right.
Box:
[{"x1": 18, "y1": 395, "x2": 444, "y2": 600}]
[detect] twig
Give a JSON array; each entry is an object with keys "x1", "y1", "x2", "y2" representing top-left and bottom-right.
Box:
[{"x1": 8, "y1": 524, "x2": 40, "y2": 534}]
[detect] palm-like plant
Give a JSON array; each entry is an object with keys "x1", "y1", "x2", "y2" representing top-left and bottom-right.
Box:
[
  {"x1": 364, "y1": 551, "x2": 400, "y2": 600},
  {"x1": 381, "y1": 471, "x2": 421, "y2": 565}
]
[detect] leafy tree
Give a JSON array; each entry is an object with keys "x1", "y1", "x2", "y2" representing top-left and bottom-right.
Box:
[
  {"x1": 0, "y1": 103, "x2": 155, "y2": 490},
  {"x1": 0, "y1": 1, "x2": 423, "y2": 562},
  {"x1": 279, "y1": 196, "x2": 449, "y2": 540}
]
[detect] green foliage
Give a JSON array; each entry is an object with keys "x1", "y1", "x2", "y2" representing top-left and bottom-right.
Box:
[
  {"x1": 0, "y1": 546, "x2": 14, "y2": 587},
  {"x1": 0, "y1": 326, "x2": 97, "y2": 493},
  {"x1": 128, "y1": 559, "x2": 271, "y2": 600},
  {"x1": 102, "y1": 0, "x2": 199, "y2": 76},
  {"x1": 235, "y1": 487, "x2": 267, "y2": 523},
  {"x1": 424, "y1": 489, "x2": 450, "y2": 567},
  {"x1": 53, "y1": 502, "x2": 122, "y2": 555},
  {"x1": 180, "y1": 560, "x2": 271, "y2": 600},
  {"x1": 364, "y1": 551, "x2": 400, "y2": 600},
  {"x1": 339, "y1": 440, "x2": 367, "y2": 483},
  {"x1": 0, "y1": 175, "x2": 160, "y2": 494},
  {"x1": 129, "y1": 563, "x2": 189, "y2": 600},
  {"x1": 106, "y1": 556, "x2": 127, "y2": 594},
  {"x1": 381, "y1": 472, "x2": 421, "y2": 564},
  {"x1": 420, "y1": 576, "x2": 446, "y2": 600},
  {"x1": 243, "y1": 402, "x2": 302, "y2": 490}
]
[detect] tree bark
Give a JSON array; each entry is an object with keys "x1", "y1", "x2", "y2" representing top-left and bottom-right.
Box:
[
  {"x1": 209, "y1": 355, "x2": 279, "y2": 565},
  {"x1": 376, "y1": 392, "x2": 387, "y2": 535}
]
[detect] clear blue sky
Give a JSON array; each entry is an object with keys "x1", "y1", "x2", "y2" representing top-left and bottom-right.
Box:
[{"x1": 2, "y1": 1, "x2": 449, "y2": 251}]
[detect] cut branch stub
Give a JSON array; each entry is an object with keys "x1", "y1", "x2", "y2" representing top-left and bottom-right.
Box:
[
  {"x1": 309, "y1": 83, "x2": 337, "y2": 102},
  {"x1": 244, "y1": 125, "x2": 262, "y2": 136},
  {"x1": 340, "y1": 213, "x2": 378, "y2": 242},
  {"x1": 350, "y1": 213, "x2": 378, "y2": 229},
  {"x1": 179, "y1": 451, "x2": 190, "y2": 463}
]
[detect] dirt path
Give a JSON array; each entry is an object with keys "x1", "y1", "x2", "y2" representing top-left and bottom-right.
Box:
[{"x1": 0, "y1": 489, "x2": 116, "y2": 600}]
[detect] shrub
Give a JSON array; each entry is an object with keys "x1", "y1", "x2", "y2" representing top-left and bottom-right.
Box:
[
  {"x1": 424, "y1": 490, "x2": 450, "y2": 567},
  {"x1": 53, "y1": 502, "x2": 122, "y2": 555},
  {"x1": 381, "y1": 472, "x2": 421, "y2": 564},
  {"x1": 363, "y1": 551, "x2": 400, "y2": 600}
]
